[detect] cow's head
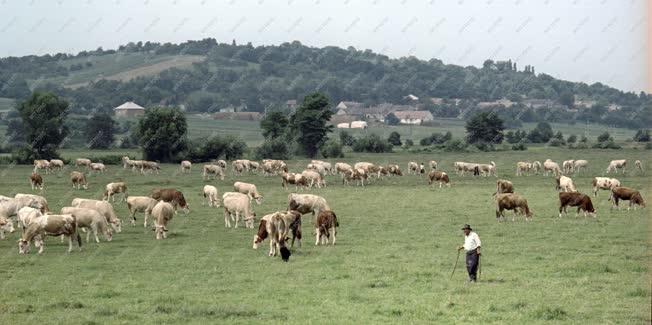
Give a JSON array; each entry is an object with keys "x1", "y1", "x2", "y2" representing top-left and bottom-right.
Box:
[
  {"x1": 105, "y1": 229, "x2": 113, "y2": 242},
  {"x1": 0, "y1": 219, "x2": 15, "y2": 234},
  {"x1": 280, "y1": 247, "x2": 291, "y2": 262},
  {"x1": 254, "y1": 196, "x2": 263, "y2": 205},
  {"x1": 111, "y1": 219, "x2": 122, "y2": 233},
  {"x1": 253, "y1": 219, "x2": 267, "y2": 249},
  {"x1": 18, "y1": 239, "x2": 29, "y2": 254}
]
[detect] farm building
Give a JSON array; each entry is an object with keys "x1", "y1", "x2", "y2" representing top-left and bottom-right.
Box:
[
  {"x1": 114, "y1": 101, "x2": 145, "y2": 118},
  {"x1": 336, "y1": 123, "x2": 350, "y2": 129},
  {"x1": 350, "y1": 121, "x2": 368, "y2": 129},
  {"x1": 392, "y1": 110, "x2": 434, "y2": 125}
]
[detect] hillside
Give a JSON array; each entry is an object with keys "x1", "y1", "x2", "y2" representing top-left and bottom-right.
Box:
[{"x1": 0, "y1": 39, "x2": 649, "y2": 129}]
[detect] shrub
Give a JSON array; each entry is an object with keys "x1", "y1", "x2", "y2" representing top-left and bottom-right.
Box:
[
  {"x1": 597, "y1": 132, "x2": 612, "y2": 143},
  {"x1": 420, "y1": 131, "x2": 452, "y2": 146},
  {"x1": 591, "y1": 140, "x2": 622, "y2": 149},
  {"x1": 320, "y1": 139, "x2": 344, "y2": 158},
  {"x1": 187, "y1": 135, "x2": 247, "y2": 161},
  {"x1": 255, "y1": 138, "x2": 291, "y2": 160},
  {"x1": 646, "y1": 143, "x2": 652, "y2": 150},
  {"x1": 633, "y1": 129, "x2": 650, "y2": 142},
  {"x1": 567, "y1": 134, "x2": 577, "y2": 143},
  {"x1": 339, "y1": 131, "x2": 356, "y2": 146},
  {"x1": 403, "y1": 139, "x2": 414, "y2": 148},
  {"x1": 473, "y1": 142, "x2": 495, "y2": 152},
  {"x1": 87, "y1": 155, "x2": 129, "y2": 165},
  {"x1": 443, "y1": 139, "x2": 468, "y2": 152},
  {"x1": 548, "y1": 138, "x2": 565, "y2": 147},
  {"x1": 387, "y1": 132, "x2": 402, "y2": 145},
  {"x1": 512, "y1": 142, "x2": 527, "y2": 151},
  {"x1": 352, "y1": 134, "x2": 393, "y2": 153}
]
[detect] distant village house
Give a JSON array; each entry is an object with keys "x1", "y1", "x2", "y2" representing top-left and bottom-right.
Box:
[
  {"x1": 114, "y1": 101, "x2": 145, "y2": 118},
  {"x1": 392, "y1": 110, "x2": 434, "y2": 125}
]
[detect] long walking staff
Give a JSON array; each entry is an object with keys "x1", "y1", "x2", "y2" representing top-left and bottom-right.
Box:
[
  {"x1": 450, "y1": 250, "x2": 461, "y2": 280},
  {"x1": 477, "y1": 254, "x2": 482, "y2": 281}
]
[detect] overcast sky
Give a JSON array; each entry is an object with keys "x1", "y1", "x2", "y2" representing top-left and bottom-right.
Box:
[{"x1": 0, "y1": 0, "x2": 647, "y2": 93}]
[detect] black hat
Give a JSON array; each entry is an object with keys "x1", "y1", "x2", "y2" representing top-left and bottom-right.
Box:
[{"x1": 461, "y1": 224, "x2": 472, "y2": 230}]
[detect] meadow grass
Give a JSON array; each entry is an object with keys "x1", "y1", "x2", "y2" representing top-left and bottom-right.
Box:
[{"x1": 0, "y1": 148, "x2": 649, "y2": 324}]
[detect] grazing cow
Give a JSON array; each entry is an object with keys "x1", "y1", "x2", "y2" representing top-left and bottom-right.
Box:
[
  {"x1": 70, "y1": 171, "x2": 88, "y2": 190},
  {"x1": 531, "y1": 161, "x2": 542, "y2": 175},
  {"x1": 0, "y1": 216, "x2": 15, "y2": 239},
  {"x1": 71, "y1": 198, "x2": 122, "y2": 233},
  {"x1": 151, "y1": 201, "x2": 175, "y2": 239},
  {"x1": 103, "y1": 182, "x2": 128, "y2": 202},
  {"x1": 232, "y1": 160, "x2": 249, "y2": 175},
  {"x1": 306, "y1": 163, "x2": 327, "y2": 177},
  {"x1": 558, "y1": 192, "x2": 596, "y2": 218},
  {"x1": 610, "y1": 187, "x2": 645, "y2": 210},
  {"x1": 427, "y1": 170, "x2": 450, "y2": 188},
  {"x1": 76, "y1": 158, "x2": 92, "y2": 168},
  {"x1": 429, "y1": 160, "x2": 438, "y2": 170},
  {"x1": 233, "y1": 182, "x2": 263, "y2": 204},
  {"x1": 14, "y1": 194, "x2": 49, "y2": 213},
  {"x1": 555, "y1": 176, "x2": 577, "y2": 192},
  {"x1": 29, "y1": 172, "x2": 43, "y2": 190},
  {"x1": 89, "y1": 163, "x2": 106, "y2": 174},
  {"x1": 151, "y1": 188, "x2": 189, "y2": 213},
  {"x1": 216, "y1": 160, "x2": 227, "y2": 169},
  {"x1": 454, "y1": 162, "x2": 479, "y2": 176},
  {"x1": 543, "y1": 159, "x2": 562, "y2": 177},
  {"x1": 248, "y1": 161, "x2": 260, "y2": 173},
  {"x1": 202, "y1": 185, "x2": 220, "y2": 207},
  {"x1": 494, "y1": 179, "x2": 513, "y2": 194},
  {"x1": 315, "y1": 210, "x2": 338, "y2": 246},
  {"x1": 141, "y1": 161, "x2": 160, "y2": 174},
  {"x1": 60, "y1": 207, "x2": 113, "y2": 243},
  {"x1": 126, "y1": 196, "x2": 158, "y2": 227},
  {"x1": 261, "y1": 161, "x2": 275, "y2": 176},
  {"x1": 562, "y1": 160, "x2": 575, "y2": 174},
  {"x1": 49, "y1": 159, "x2": 64, "y2": 172},
  {"x1": 478, "y1": 162, "x2": 497, "y2": 177},
  {"x1": 33, "y1": 159, "x2": 51, "y2": 174},
  {"x1": 311, "y1": 160, "x2": 334, "y2": 175},
  {"x1": 261, "y1": 159, "x2": 287, "y2": 176},
  {"x1": 17, "y1": 207, "x2": 42, "y2": 233},
  {"x1": 592, "y1": 177, "x2": 620, "y2": 197},
  {"x1": 606, "y1": 159, "x2": 627, "y2": 174},
  {"x1": 222, "y1": 192, "x2": 256, "y2": 228},
  {"x1": 0, "y1": 197, "x2": 46, "y2": 224},
  {"x1": 573, "y1": 160, "x2": 588, "y2": 174},
  {"x1": 516, "y1": 162, "x2": 531, "y2": 176},
  {"x1": 252, "y1": 212, "x2": 291, "y2": 261},
  {"x1": 386, "y1": 164, "x2": 403, "y2": 176},
  {"x1": 343, "y1": 168, "x2": 367, "y2": 186},
  {"x1": 301, "y1": 169, "x2": 325, "y2": 188},
  {"x1": 180, "y1": 160, "x2": 192, "y2": 173},
  {"x1": 495, "y1": 193, "x2": 533, "y2": 221},
  {"x1": 281, "y1": 210, "x2": 302, "y2": 248},
  {"x1": 287, "y1": 193, "x2": 330, "y2": 217},
  {"x1": 280, "y1": 172, "x2": 307, "y2": 190},
  {"x1": 122, "y1": 157, "x2": 144, "y2": 172},
  {"x1": 203, "y1": 164, "x2": 225, "y2": 181},
  {"x1": 18, "y1": 214, "x2": 81, "y2": 254},
  {"x1": 354, "y1": 162, "x2": 382, "y2": 179},
  {"x1": 407, "y1": 162, "x2": 419, "y2": 174},
  {"x1": 335, "y1": 162, "x2": 353, "y2": 175},
  {"x1": 634, "y1": 160, "x2": 643, "y2": 173}
]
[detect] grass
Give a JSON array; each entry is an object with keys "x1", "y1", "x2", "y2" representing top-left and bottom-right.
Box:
[{"x1": 0, "y1": 148, "x2": 650, "y2": 323}]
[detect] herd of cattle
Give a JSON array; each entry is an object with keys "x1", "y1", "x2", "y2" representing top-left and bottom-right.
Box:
[{"x1": 0, "y1": 156, "x2": 646, "y2": 261}]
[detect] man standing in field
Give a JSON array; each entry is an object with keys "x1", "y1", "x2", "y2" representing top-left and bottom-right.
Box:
[{"x1": 458, "y1": 224, "x2": 481, "y2": 282}]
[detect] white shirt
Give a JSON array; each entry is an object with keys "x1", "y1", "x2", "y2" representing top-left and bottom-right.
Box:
[{"x1": 463, "y1": 232, "x2": 481, "y2": 251}]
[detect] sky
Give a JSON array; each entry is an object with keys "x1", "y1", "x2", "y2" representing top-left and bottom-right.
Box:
[{"x1": 0, "y1": 0, "x2": 648, "y2": 93}]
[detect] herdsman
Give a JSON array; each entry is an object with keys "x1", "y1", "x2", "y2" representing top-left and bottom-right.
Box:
[{"x1": 457, "y1": 224, "x2": 481, "y2": 282}]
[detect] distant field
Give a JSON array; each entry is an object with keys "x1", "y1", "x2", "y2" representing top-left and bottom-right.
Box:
[
  {"x1": 0, "y1": 148, "x2": 649, "y2": 323},
  {"x1": 186, "y1": 115, "x2": 265, "y2": 145},
  {"x1": 26, "y1": 53, "x2": 204, "y2": 89}
]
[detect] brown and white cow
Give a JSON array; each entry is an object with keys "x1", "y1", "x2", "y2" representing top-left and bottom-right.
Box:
[
  {"x1": 18, "y1": 214, "x2": 81, "y2": 254},
  {"x1": 543, "y1": 159, "x2": 561, "y2": 177},
  {"x1": 573, "y1": 160, "x2": 588, "y2": 174},
  {"x1": 591, "y1": 177, "x2": 620, "y2": 197},
  {"x1": 531, "y1": 161, "x2": 542, "y2": 175},
  {"x1": 89, "y1": 163, "x2": 106, "y2": 174},
  {"x1": 0, "y1": 216, "x2": 15, "y2": 239},
  {"x1": 407, "y1": 161, "x2": 425, "y2": 175},
  {"x1": 29, "y1": 172, "x2": 43, "y2": 190},
  {"x1": 280, "y1": 172, "x2": 307, "y2": 190},
  {"x1": 301, "y1": 169, "x2": 325, "y2": 188},
  {"x1": 386, "y1": 164, "x2": 403, "y2": 176},
  {"x1": 33, "y1": 160, "x2": 51, "y2": 174},
  {"x1": 103, "y1": 182, "x2": 128, "y2": 202},
  {"x1": 562, "y1": 160, "x2": 575, "y2": 174},
  {"x1": 610, "y1": 187, "x2": 645, "y2": 210},
  {"x1": 555, "y1": 176, "x2": 576, "y2": 192},
  {"x1": 49, "y1": 159, "x2": 64, "y2": 172},
  {"x1": 495, "y1": 193, "x2": 533, "y2": 221},
  {"x1": 343, "y1": 168, "x2": 367, "y2": 186},
  {"x1": 70, "y1": 171, "x2": 88, "y2": 190},
  {"x1": 151, "y1": 188, "x2": 189, "y2": 213},
  {"x1": 515, "y1": 162, "x2": 531, "y2": 176},
  {"x1": 287, "y1": 193, "x2": 330, "y2": 217},
  {"x1": 252, "y1": 212, "x2": 291, "y2": 261},
  {"x1": 558, "y1": 192, "x2": 596, "y2": 218},
  {"x1": 427, "y1": 170, "x2": 450, "y2": 188},
  {"x1": 606, "y1": 159, "x2": 627, "y2": 174},
  {"x1": 315, "y1": 210, "x2": 338, "y2": 246},
  {"x1": 335, "y1": 162, "x2": 353, "y2": 175}
]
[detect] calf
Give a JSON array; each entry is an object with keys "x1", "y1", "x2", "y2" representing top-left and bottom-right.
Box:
[
  {"x1": 558, "y1": 192, "x2": 596, "y2": 217},
  {"x1": 33, "y1": 159, "x2": 51, "y2": 174},
  {"x1": 495, "y1": 193, "x2": 533, "y2": 221},
  {"x1": 315, "y1": 210, "x2": 338, "y2": 246},
  {"x1": 18, "y1": 214, "x2": 82, "y2": 254},
  {"x1": 29, "y1": 172, "x2": 43, "y2": 190},
  {"x1": 428, "y1": 170, "x2": 450, "y2": 188},
  {"x1": 61, "y1": 207, "x2": 113, "y2": 243},
  {"x1": 543, "y1": 159, "x2": 561, "y2": 177},
  {"x1": 126, "y1": 196, "x2": 158, "y2": 227},
  {"x1": 103, "y1": 182, "x2": 128, "y2": 202},
  {"x1": 301, "y1": 169, "x2": 325, "y2": 188},
  {"x1": 610, "y1": 187, "x2": 645, "y2": 210}
]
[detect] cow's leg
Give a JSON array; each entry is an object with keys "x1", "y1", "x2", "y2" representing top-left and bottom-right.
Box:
[
  {"x1": 558, "y1": 205, "x2": 563, "y2": 218},
  {"x1": 234, "y1": 211, "x2": 239, "y2": 228},
  {"x1": 223, "y1": 210, "x2": 230, "y2": 228},
  {"x1": 331, "y1": 227, "x2": 336, "y2": 245},
  {"x1": 269, "y1": 239, "x2": 274, "y2": 256},
  {"x1": 67, "y1": 236, "x2": 73, "y2": 253},
  {"x1": 315, "y1": 228, "x2": 320, "y2": 246}
]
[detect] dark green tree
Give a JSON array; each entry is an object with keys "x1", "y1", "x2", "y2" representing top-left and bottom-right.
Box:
[
  {"x1": 135, "y1": 107, "x2": 187, "y2": 162},
  {"x1": 567, "y1": 134, "x2": 577, "y2": 144},
  {"x1": 387, "y1": 131, "x2": 402, "y2": 145},
  {"x1": 17, "y1": 92, "x2": 69, "y2": 158},
  {"x1": 85, "y1": 113, "x2": 116, "y2": 149},
  {"x1": 289, "y1": 93, "x2": 333, "y2": 158},
  {"x1": 385, "y1": 112, "x2": 400, "y2": 126},
  {"x1": 597, "y1": 132, "x2": 611, "y2": 143},
  {"x1": 633, "y1": 129, "x2": 650, "y2": 142},
  {"x1": 260, "y1": 111, "x2": 289, "y2": 139},
  {"x1": 465, "y1": 112, "x2": 504, "y2": 144},
  {"x1": 339, "y1": 130, "x2": 356, "y2": 146}
]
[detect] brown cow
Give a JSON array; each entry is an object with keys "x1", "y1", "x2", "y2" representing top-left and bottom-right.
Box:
[
  {"x1": 558, "y1": 192, "x2": 596, "y2": 217},
  {"x1": 494, "y1": 179, "x2": 513, "y2": 194},
  {"x1": 150, "y1": 189, "x2": 189, "y2": 213},
  {"x1": 495, "y1": 193, "x2": 532, "y2": 221},
  {"x1": 427, "y1": 170, "x2": 450, "y2": 188},
  {"x1": 29, "y1": 173, "x2": 43, "y2": 190},
  {"x1": 315, "y1": 210, "x2": 338, "y2": 245},
  {"x1": 610, "y1": 187, "x2": 646, "y2": 210}
]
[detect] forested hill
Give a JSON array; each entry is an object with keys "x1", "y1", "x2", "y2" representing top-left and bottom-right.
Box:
[{"x1": 0, "y1": 38, "x2": 649, "y2": 128}]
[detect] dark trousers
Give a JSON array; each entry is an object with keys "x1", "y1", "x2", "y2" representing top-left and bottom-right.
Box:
[{"x1": 466, "y1": 249, "x2": 479, "y2": 281}]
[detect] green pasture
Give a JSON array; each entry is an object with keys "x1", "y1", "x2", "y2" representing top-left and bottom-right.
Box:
[{"x1": 0, "y1": 148, "x2": 650, "y2": 323}]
